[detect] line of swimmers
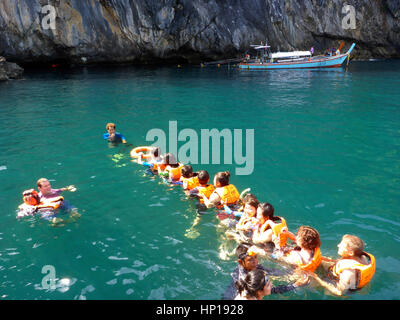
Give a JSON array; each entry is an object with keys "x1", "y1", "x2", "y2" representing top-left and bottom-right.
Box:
[{"x1": 132, "y1": 145, "x2": 376, "y2": 300}]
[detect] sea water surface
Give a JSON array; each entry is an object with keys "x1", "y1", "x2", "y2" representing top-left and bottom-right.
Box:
[{"x1": 0, "y1": 61, "x2": 399, "y2": 300}]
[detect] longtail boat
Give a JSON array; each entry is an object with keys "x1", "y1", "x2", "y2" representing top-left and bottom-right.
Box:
[{"x1": 239, "y1": 43, "x2": 356, "y2": 70}]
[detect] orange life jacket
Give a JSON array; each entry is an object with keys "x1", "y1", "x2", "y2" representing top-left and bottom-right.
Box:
[
  {"x1": 180, "y1": 176, "x2": 200, "y2": 191},
  {"x1": 236, "y1": 215, "x2": 258, "y2": 231},
  {"x1": 37, "y1": 196, "x2": 64, "y2": 210},
  {"x1": 298, "y1": 247, "x2": 322, "y2": 272},
  {"x1": 271, "y1": 217, "x2": 288, "y2": 248},
  {"x1": 19, "y1": 195, "x2": 64, "y2": 215},
  {"x1": 197, "y1": 184, "x2": 215, "y2": 199},
  {"x1": 253, "y1": 216, "x2": 288, "y2": 248},
  {"x1": 166, "y1": 163, "x2": 184, "y2": 181},
  {"x1": 196, "y1": 184, "x2": 216, "y2": 203},
  {"x1": 22, "y1": 189, "x2": 40, "y2": 206},
  {"x1": 214, "y1": 184, "x2": 240, "y2": 206},
  {"x1": 331, "y1": 252, "x2": 375, "y2": 289}
]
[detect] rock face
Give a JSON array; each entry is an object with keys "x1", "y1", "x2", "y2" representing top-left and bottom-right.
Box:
[
  {"x1": 0, "y1": 0, "x2": 399, "y2": 65},
  {"x1": 0, "y1": 57, "x2": 24, "y2": 80}
]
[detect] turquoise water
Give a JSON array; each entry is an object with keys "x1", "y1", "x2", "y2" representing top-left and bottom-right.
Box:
[{"x1": 0, "y1": 61, "x2": 399, "y2": 300}]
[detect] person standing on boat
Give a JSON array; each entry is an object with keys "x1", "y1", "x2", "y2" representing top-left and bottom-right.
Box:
[{"x1": 310, "y1": 47, "x2": 314, "y2": 56}]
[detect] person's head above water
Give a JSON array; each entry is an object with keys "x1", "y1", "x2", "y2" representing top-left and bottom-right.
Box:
[
  {"x1": 236, "y1": 243, "x2": 259, "y2": 271},
  {"x1": 235, "y1": 269, "x2": 272, "y2": 300},
  {"x1": 214, "y1": 171, "x2": 231, "y2": 187},
  {"x1": 197, "y1": 170, "x2": 210, "y2": 185},
  {"x1": 257, "y1": 202, "x2": 275, "y2": 222},
  {"x1": 338, "y1": 234, "x2": 364, "y2": 258},
  {"x1": 151, "y1": 147, "x2": 161, "y2": 159},
  {"x1": 242, "y1": 194, "x2": 259, "y2": 217},
  {"x1": 37, "y1": 178, "x2": 52, "y2": 196},
  {"x1": 106, "y1": 123, "x2": 116, "y2": 132},
  {"x1": 105, "y1": 122, "x2": 126, "y2": 143},
  {"x1": 181, "y1": 165, "x2": 194, "y2": 178},
  {"x1": 296, "y1": 226, "x2": 321, "y2": 251},
  {"x1": 161, "y1": 153, "x2": 179, "y2": 167}
]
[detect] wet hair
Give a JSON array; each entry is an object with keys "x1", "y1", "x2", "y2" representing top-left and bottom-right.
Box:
[
  {"x1": 297, "y1": 226, "x2": 321, "y2": 250},
  {"x1": 242, "y1": 193, "x2": 259, "y2": 209},
  {"x1": 161, "y1": 153, "x2": 179, "y2": 167},
  {"x1": 342, "y1": 234, "x2": 364, "y2": 256},
  {"x1": 258, "y1": 202, "x2": 278, "y2": 219},
  {"x1": 242, "y1": 193, "x2": 258, "y2": 203},
  {"x1": 106, "y1": 122, "x2": 116, "y2": 130},
  {"x1": 214, "y1": 171, "x2": 231, "y2": 187},
  {"x1": 235, "y1": 269, "x2": 268, "y2": 299},
  {"x1": 181, "y1": 165, "x2": 194, "y2": 178},
  {"x1": 151, "y1": 147, "x2": 160, "y2": 158},
  {"x1": 197, "y1": 170, "x2": 209, "y2": 184},
  {"x1": 235, "y1": 242, "x2": 252, "y2": 258}
]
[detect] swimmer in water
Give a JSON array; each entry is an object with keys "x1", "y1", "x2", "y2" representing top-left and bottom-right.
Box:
[
  {"x1": 137, "y1": 147, "x2": 163, "y2": 174},
  {"x1": 309, "y1": 234, "x2": 376, "y2": 296},
  {"x1": 103, "y1": 122, "x2": 127, "y2": 144},
  {"x1": 226, "y1": 244, "x2": 308, "y2": 300},
  {"x1": 235, "y1": 194, "x2": 259, "y2": 233},
  {"x1": 36, "y1": 178, "x2": 80, "y2": 224},
  {"x1": 180, "y1": 165, "x2": 199, "y2": 193},
  {"x1": 189, "y1": 170, "x2": 215, "y2": 212},
  {"x1": 158, "y1": 153, "x2": 184, "y2": 183},
  {"x1": 278, "y1": 225, "x2": 323, "y2": 273},
  {"x1": 252, "y1": 202, "x2": 290, "y2": 251},
  {"x1": 37, "y1": 178, "x2": 76, "y2": 200},
  {"x1": 201, "y1": 171, "x2": 240, "y2": 209}
]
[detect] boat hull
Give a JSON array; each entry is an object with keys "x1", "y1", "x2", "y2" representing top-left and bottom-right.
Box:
[
  {"x1": 239, "y1": 43, "x2": 356, "y2": 70},
  {"x1": 239, "y1": 54, "x2": 348, "y2": 69}
]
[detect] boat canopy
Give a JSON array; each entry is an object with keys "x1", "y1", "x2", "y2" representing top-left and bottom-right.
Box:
[{"x1": 271, "y1": 51, "x2": 311, "y2": 59}]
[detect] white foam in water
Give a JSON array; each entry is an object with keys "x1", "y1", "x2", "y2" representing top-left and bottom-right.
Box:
[{"x1": 0, "y1": 165, "x2": 7, "y2": 171}]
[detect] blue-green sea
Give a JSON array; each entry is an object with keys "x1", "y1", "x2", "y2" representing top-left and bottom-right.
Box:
[{"x1": 0, "y1": 61, "x2": 399, "y2": 300}]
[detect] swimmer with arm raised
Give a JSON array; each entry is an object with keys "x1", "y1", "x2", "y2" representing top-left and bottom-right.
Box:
[{"x1": 37, "y1": 178, "x2": 76, "y2": 199}]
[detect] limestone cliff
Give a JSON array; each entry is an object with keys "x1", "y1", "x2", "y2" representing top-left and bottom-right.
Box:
[{"x1": 0, "y1": 0, "x2": 399, "y2": 65}]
